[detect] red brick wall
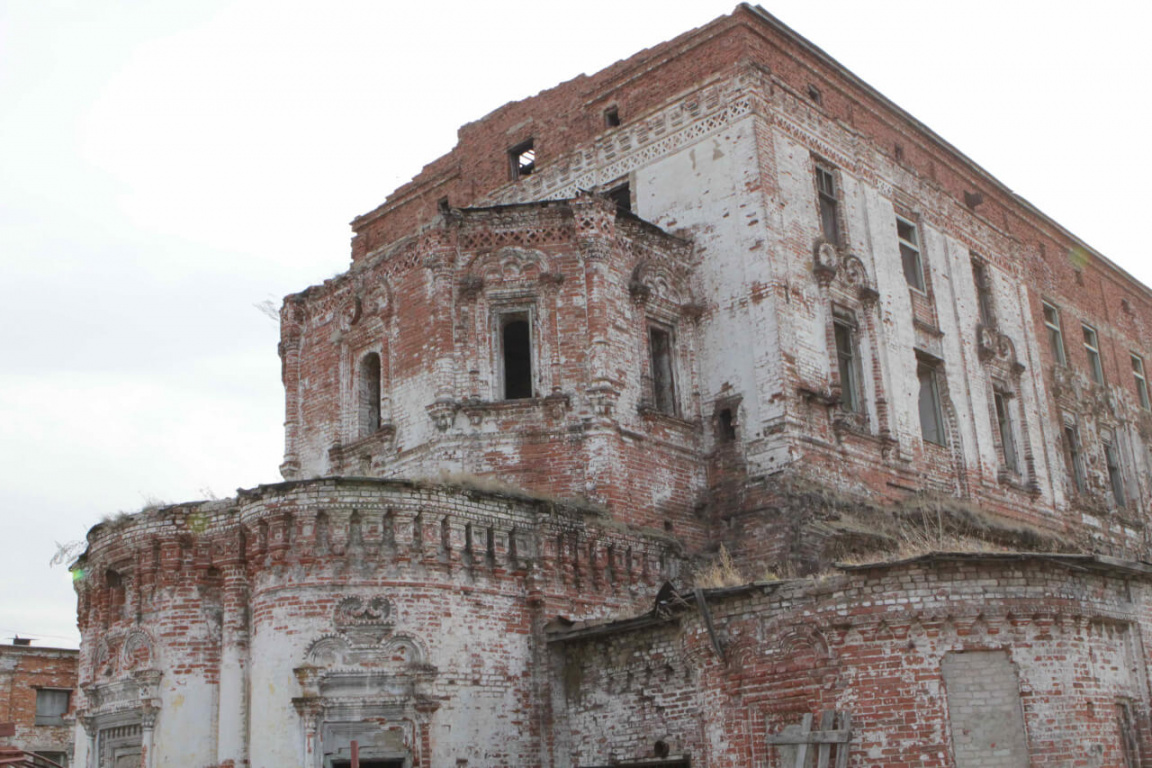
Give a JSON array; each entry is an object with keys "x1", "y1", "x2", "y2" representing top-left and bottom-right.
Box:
[{"x1": 0, "y1": 645, "x2": 77, "y2": 761}]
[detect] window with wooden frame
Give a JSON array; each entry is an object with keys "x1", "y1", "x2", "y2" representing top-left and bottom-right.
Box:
[
  {"x1": 35, "y1": 688, "x2": 70, "y2": 726},
  {"x1": 1103, "y1": 436, "x2": 1126, "y2": 508},
  {"x1": 918, "y1": 359, "x2": 946, "y2": 446},
  {"x1": 1117, "y1": 699, "x2": 1140, "y2": 768},
  {"x1": 815, "y1": 163, "x2": 841, "y2": 247},
  {"x1": 1064, "y1": 422, "x2": 1087, "y2": 495},
  {"x1": 993, "y1": 389, "x2": 1020, "y2": 475},
  {"x1": 971, "y1": 256, "x2": 996, "y2": 327},
  {"x1": 1133, "y1": 353, "x2": 1150, "y2": 410},
  {"x1": 1042, "y1": 301, "x2": 1067, "y2": 365},
  {"x1": 1083, "y1": 323, "x2": 1104, "y2": 384},
  {"x1": 897, "y1": 216, "x2": 925, "y2": 291},
  {"x1": 833, "y1": 308, "x2": 863, "y2": 414}
]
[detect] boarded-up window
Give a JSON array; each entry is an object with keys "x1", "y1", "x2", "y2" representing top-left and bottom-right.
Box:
[{"x1": 942, "y1": 651, "x2": 1029, "y2": 768}]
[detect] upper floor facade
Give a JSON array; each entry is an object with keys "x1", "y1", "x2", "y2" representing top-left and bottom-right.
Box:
[{"x1": 280, "y1": 4, "x2": 1152, "y2": 561}]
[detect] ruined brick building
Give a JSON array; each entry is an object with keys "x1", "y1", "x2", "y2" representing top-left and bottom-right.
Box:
[
  {"x1": 72, "y1": 5, "x2": 1152, "y2": 767},
  {"x1": 0, "y1": 639, "x2": 78, "y2": 766}
]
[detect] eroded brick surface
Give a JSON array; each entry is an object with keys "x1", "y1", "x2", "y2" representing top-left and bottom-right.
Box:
[{"x1": 73, "y1": 5, "x2": 1152, "y2": 768}]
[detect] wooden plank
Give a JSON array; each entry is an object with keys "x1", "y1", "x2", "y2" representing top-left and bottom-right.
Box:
[
  {"x1": 766, "y1": 730, "x2": 852, "y2": 745},
  {"x1": 793, "y1": 712, "x2": 813, "y2": 768},
  {"x1": 835, "y1": 711, "x2": 853, "y2": 768},
  {"x1": 816, "y1": 710, "x2": 836, "y2": 768}
]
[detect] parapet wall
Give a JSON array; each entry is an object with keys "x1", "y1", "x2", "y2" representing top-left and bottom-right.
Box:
[
  {"x1": 552, "y1": 554, "x2": 1152, "y2": 768},
  {"x1": 73, "y1": 477, "x2": 682, "y2": 767}
]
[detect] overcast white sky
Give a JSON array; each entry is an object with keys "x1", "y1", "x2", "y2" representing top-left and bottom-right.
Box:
[{"x1": 1, "y1": 1, "x2": 1149, "y2": 649}]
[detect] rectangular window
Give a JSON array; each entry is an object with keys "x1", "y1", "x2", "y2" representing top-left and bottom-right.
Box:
[
  {"x1": 1064, "y1": 424, "x2": 1086, "y2": 494},
  {"x1": 918, "y1": 361, "x2": 945, "y2": 445},
  {"x1": 508, "y1": 139, "x2": 535, "y2": 180},
  {"x1": 1043, "y1": 302, "x2": 1067, "y2": 365},
  {"x1": 499, "y1": 311, "x2": 533, "y2": 400},
  {"x1": 35, "y1": 689, "x2": 70, "y2": 726},
  {"x1": 1104, "y1": 440, "x2": 1126, "y2": 507},
  {"x1": 897, "y1": 216, "x2": 925, "y2": 291},
  {"x1": 604, "y1": 105, "x2": 620, "y2": 127},
  {"x1": 994, "y1": 391, "x2": 1019, "y2": 474},
  {"x1": 1083, "y1": 323, "x2": 1104, "y2": 384},
  {"x1": 33, "y1": 754, "x2": 67, "y2": 768},
  {"x1": 648, "y1": 324, "x2": 677, "y2": 416},
  {"x1": 971, "y1": 257, "x2": 996, "y2": 327},
  {"x1": 815, "y1": 164, "x2": 841, "y2": 246},
  {"x1": 1133, "y1": 354, "x2": 1150, "y2": 410},
  {"x1": 833, "y1": 311, "x2": 862, "y2": 413}
]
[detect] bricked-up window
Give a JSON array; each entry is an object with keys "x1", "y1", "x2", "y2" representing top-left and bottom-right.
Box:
[
  {"x1": 358, "y1": 352, "x2": 382, "y2": 437},
  {"x1": 994, "y1": 390, "x2": 1019, "y2": 474},
  {"x1": 918, "y1": 360, "x2": 946, "y2": 445},
  {"x1": 971, "y1": 257, "x2": 996, "y2": 327},
  {"x1": 500, "y1": 312, "x2": 533, "y2": 400},
  {"x1": 1104, "y1": 438, "x2": 1127, "y2": 507},
  {"x1": 1043, "y1": 301, "x2": 1067, "y2": 365},
  {"x1": 1083, "y1": 323, "x2": 1104, "y2": 384},
  {"x1": 815, "y1": 163, "x2": 841, "y2": 246},
  {"x1": 833, "y1": 310, "x2": 862, "y2": 413},
  {"x1": 1064, "y1": 424, "x2": 1087, "y2": 494},
  {"x1": 897, "y1": 216, "x2": 925, "y2": 291},
  {"x1": 649, "y1": 324, "x2": 678, "y2": 415},
  {"x1": 1133, "y1": 354, "x2": 1150, "y2": 410},
  {"x1": 941, "y1": 651, "x2": 1030, "y2": 768},
  {"x1": 35, "y1": 688, "x2": 70, "y2": 726},
  {"x1": 508, "y1": 139, "x2": 535, "y2": 180}
]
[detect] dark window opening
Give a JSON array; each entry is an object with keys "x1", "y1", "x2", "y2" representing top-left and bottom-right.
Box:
[
  {"x1": 501, "y1": 313, "x2": 533, "y2": 400},
  {"x1": 815, "y1": 164, "x2": 840, "y2": 246},
  {"x1": 604, "y1": 106, "x2": 620, "y2": 127},
  {"x1": 607, "y1": 182, "x2": 631, "y2": 212},
  {"x1": 833, "y1": 314, "x2": 861, "y2": 413},
  {"x1": 649, "y1": 325, "x2": 677, "y2": 415},
  {"x1": 972, "y1": 257, "x2": 996, "y2": 327},
  {"x1": 358, "y1": 352, "x2": 382, "y2": 437},
  {"x1": 437, "y1": 197, "x2": 450, "y2": 215},
  {"x1": 509, "y1": 139, "x2": 535, "y2": 180},
  {"x1": 718, "y1": 408, "x2": 736, "y2": 442},
  {"x1": 807, "y1": 84, "x2": 823, "y2": 105},
  {"x1": 35, "y1": 689, "x2": 70, "y2": 726}
]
